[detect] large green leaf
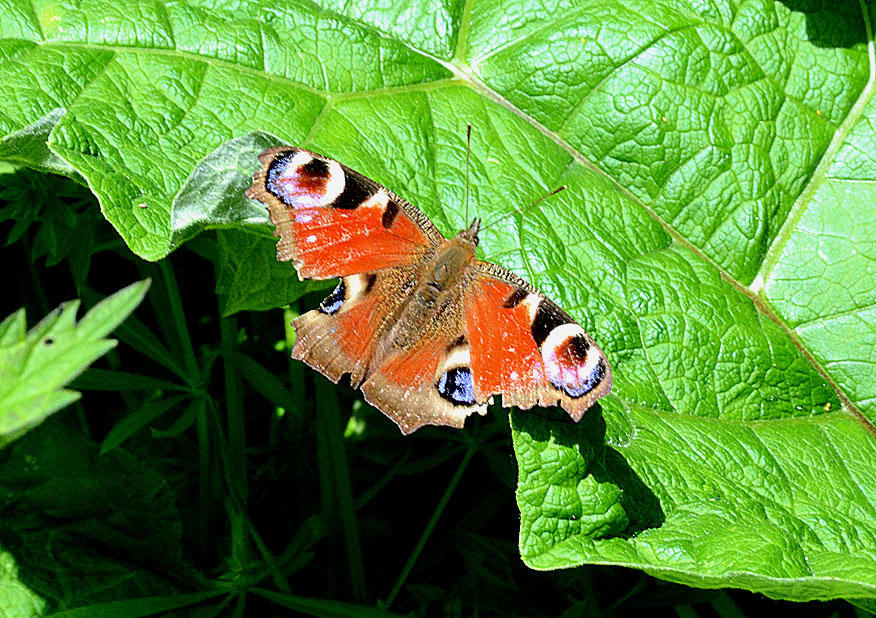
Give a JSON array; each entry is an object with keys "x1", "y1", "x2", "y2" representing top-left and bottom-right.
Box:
[
  {"x1": 1, "y1": 0, "x2": 875, "y2": 603},
  {"x1": 763, "y1": 89, "x2": 876, "y2": 430}
]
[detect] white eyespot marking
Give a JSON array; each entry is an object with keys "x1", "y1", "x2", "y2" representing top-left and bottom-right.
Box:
[
  {"x1": 543, "y1": 323, "x2": 586, "y2": 352},
  {"x1": 296, "y1": 212, "x2": 314, "y2": 224},
  {"x1": 306, "y1": 234, "x2": 317, "y2": 243},
  {"x1": 344, "y1": 273, "x2": 369, "y2": 301},
  {"x1": 442, "y1": 345, "x2": 471, "y2": 371},
  {"x1": 362, "y1": 190, "x2": 390, "y2": 210},
  {"x1": 510, "y1": 371, "x2": 519, "y2": 381},
  {"x1": 287, "y1": 150, "x2": 313, "y2": 169}
]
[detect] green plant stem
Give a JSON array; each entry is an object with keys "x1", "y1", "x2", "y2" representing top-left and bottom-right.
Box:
[
  {"x1": 195, "y1": 394, "x2": 211, "y2": 563},
  {"x1": 711, "y1": 591, "x2": 746, "y2": 618},
  {"x1": 315, "y1": 377, "x2": 366, "y2": 603},
  {"x1": 232, "y1": 590, "x2": 246, "y2": 618},
  {"x1": 314, "y1": 387, "x2": 339, "y2": 600},
  {"x1": 246, "y1": 517, "x2": 291, "y2": 593},
  {"x1": 158, "y1": 259, "x2": 199, "y2": 384},
  {"x1": 384, "y1": 444, "x2": 476, "y2": 608},
  {"x1": 354, "y1": 447, "x2": 412, "y2": 511},
  {"x1": 221, "y1": 313, "x2": 250, "y2": 569}
]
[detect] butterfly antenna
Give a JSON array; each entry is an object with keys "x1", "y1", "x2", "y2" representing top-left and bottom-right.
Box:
[
  {"x1": 480, "y1": 184, "x2": 567, "y2": 232},
  {"x1": 464, "y1": 122, "x2": 472, "y2": 224}
]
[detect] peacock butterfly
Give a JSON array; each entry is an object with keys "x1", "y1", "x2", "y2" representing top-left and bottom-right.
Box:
[{"x1": 246, "y1": 146, "x2": 612, "y2": 434}]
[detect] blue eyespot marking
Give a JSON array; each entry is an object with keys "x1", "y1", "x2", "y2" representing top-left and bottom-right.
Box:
[
  {"x1": 437, "y1": 367, "x2": 477, "y2": 406},
  {"x1": 319, "y1": 280, "x2": 346, "y2": 315}
]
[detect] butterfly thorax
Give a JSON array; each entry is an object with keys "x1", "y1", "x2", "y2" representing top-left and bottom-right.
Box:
[{"x1": 377, "y1": 230, "x2": 478, "y2": 359}]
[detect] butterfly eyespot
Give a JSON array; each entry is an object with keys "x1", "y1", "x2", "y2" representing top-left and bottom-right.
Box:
[
  {"x1": 266, "y1": 151, "x2": 345, "y2": 208},
  {"x1": 436, "y1": 367, "x2": 477, "y2": 406},
  {"x1": 542, "y1": 330, "x2": 605, "y2": 398},
  {"x1": 319, "y1": 280, "x2": 346, "y2": 315}
]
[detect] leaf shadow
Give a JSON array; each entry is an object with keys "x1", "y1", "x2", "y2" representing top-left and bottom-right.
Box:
[
  {"x1": 517, "y1": 406, "x2": 665, "y2": 538},
  {"x1": 778, "y1": 0, "x2": 868, "y2": 48},
  {"x1": 579, "y1": 407, "x2": 666, "y2": 537}
]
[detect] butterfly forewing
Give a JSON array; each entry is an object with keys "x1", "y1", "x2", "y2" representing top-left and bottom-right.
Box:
[
  {"x1": 246, "y1": 147, "x2": 441, "y2": 279},
  {"x1": 466, "y1": 263, "x2": 612, "y2": 419}
]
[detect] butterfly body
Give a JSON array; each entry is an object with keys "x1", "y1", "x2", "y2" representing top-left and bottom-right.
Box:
[
  {"x1": 383, "y1": 220, "x2": 478, "y2": 354},
  {"x1": 247, "y1": 146, "x2": 612, "y2": 434}
]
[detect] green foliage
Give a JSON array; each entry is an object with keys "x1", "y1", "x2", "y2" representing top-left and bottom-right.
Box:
[
  {"x1": 1, "y1": 0, "x2": 875, "y2": 616},
  {"x1": 0, "y1": 421, "x2": 192, "y2": 608}
]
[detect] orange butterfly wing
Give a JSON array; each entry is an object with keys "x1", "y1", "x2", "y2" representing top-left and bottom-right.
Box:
[
  {"x1": 247, "y1": 147, "x2": 443, "y2": 390},
  {"x1": 465, "y1": 263, "x2": 612, "y2": 420},
  {"x1": 246, "y1": 147, "x2": 442, "y2": 279}
]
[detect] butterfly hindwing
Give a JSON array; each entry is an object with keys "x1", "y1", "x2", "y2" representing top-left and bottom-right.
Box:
[
  {"x1": 292, "y1": 269, "x2": 417, "y2": 388},
  {"x1": 361, "y1": 332, "x2": 488, "y2": 434},
  {"x1": 465, "y1": 262, "x2": 612, "y2": 420},
  {"x1": 246, "y1": 147, "x2": 442, "y2": 279}
]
